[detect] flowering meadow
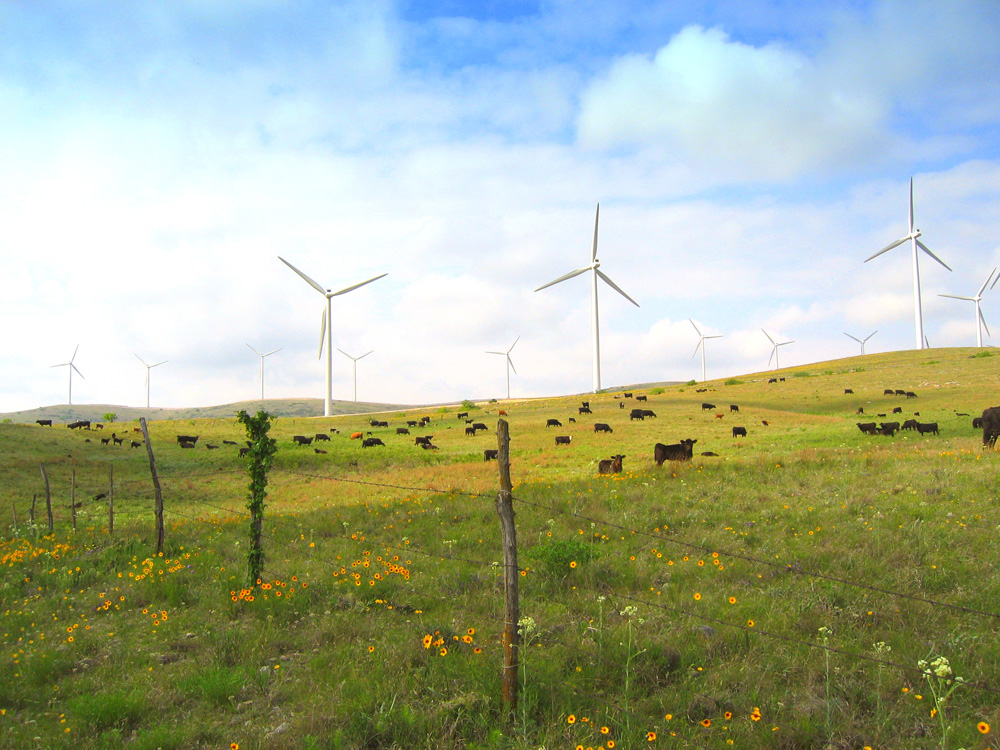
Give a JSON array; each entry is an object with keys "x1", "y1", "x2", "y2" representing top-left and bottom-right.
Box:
[{"x1": 0, "y1": 347, "x2": 998, "y2": 749}]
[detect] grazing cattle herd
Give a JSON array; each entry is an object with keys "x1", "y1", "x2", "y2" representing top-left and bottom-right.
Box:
[{"x1": 26, "y1": 376, "x2": 1000, "y2": 482}]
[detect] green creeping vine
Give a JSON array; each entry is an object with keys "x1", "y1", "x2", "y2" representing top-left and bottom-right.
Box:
[{"x1": 236, "y1": 409, "x2": 278, "y2": 586}]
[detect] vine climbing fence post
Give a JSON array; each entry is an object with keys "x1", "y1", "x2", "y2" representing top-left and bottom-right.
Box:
[
  {"x1": 138, "y1": 418, "x2": 165, "y2": 555},
  {"x1": 236, "y1": 409, "x2": 277, "y2": 586},
  {"x1": 494, "y1": 418, "x2": 519, "y2": 724}
]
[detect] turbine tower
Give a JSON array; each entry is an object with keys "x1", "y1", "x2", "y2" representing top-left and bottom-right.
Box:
[
  {"x1": 279, "y1": 257, "x2": 387, "y2": 416},
  {"x1": 134, "y1": 354, "x2": 167, "y2": 408},
  {"x1": 51, "y1": 345, "x2": 84, "y2": 405},
  {"x1": 337, "y1": 348, "x2": 373, "y2": 402},
  {"x1": 762, "y1": 329, "x2": 794, "y2": 371},
  {"x1": 246, "y1": 344, "x2": 282, "y2": 401},
  {"x1": 486, "y1": 336, "x2": 519, "y2": 399},
  {"x1": 843, "y1": 331, "x2": 877, "y2": 355},
  {"x1": 534, "y1": 204, "x2": 639, "y2": 393},
  {"x1": 690, "y1": 319, "x2": 723, "y2": 383},
  {"x1": 938, "y1": 268, "x2": 997, "y2": 347},
  {"x1": 865, "y1": 177, "x2": 951, "y2": 349}
]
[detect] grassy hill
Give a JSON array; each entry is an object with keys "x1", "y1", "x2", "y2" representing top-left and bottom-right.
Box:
[{"x1": 1, "y1": 347, "x2": 998, "y2": 750}]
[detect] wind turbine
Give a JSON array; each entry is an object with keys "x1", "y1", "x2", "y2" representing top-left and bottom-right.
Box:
[
  {"x1": 865, "y1": 177, "x2": 952, "y2": 350},
  {"x1": 690, "y1": 319, "x2": 723, "y2": 383},
  {"x1": 843, "y1": 330, "x2": 877, "y2": 355},
  {"x1": 938, "y1": 268, "x2": 997, "y2": 347},
  {"x1": 134, "y1": 354, "x2": 167, "y2": 408},
  {"x1": 534, "y1": 204, "x2": 639, "y2": 393},
  {"x1": 762, "y1": 329, "x2": 794, "y2": 371},
  {"x1": 279, "y1": 256, "x2": 387, "y2": 417},
  {"x1": 51, "y1": 345, "x2": 84, "y2": 405},
  {"x1": 246, "y1": 344, "x2": 282, "y2": 401},
  {"x1": 486, "y1": 336, "x2": 519, "y2": 399},
  {"x1": 337, "y1": 348, "x2": 373, "y2": 402}
]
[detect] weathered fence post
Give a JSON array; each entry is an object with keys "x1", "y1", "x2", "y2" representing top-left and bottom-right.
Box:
[
  {"x1": 494, "y1": 418, "x2": 519, "y2": 724},
  {"x1": 40, "y1": 463, "x2": 53, "y2": 533},
  {"x1": 70, "y1": 469, "x2": 77, "y2": 532},
  {"x1": 29, "y1": 494, "x2": 36, "y2": 526},
  {"x1": 11, "y1": 502, "x2": 17, "y2": 535},
  {"x1": 108, "y1": 463, "x2": 114, "y2": 536},
  {"x1": 138, "y1": 418, "x2": 164, "y2": 555}
]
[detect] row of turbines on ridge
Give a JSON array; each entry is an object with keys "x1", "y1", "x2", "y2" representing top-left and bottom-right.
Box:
[{"x1": 50, "y1": 179, "x2": 995, "y2": 413}]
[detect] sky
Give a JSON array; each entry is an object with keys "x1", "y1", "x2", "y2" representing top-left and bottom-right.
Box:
[{"x1": 2, "y1": 0, "x2": 999, "y2": 411}]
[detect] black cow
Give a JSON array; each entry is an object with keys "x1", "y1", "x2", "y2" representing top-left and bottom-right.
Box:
[
  {"x1": 177, "y1": 435, "x2": 199, "y2": 445},
  {"x1": 179, "y1": 440, "x2": 197, "y2": 449},
  {"x1": 629, "y1": 409, "x2": 646, "y2": 421},
  {"x1": 457, "y1": 412, "x2": 469, "y2": 421},
  {"x1": 844, "y1": 389, "x2": 854, "y2": 394},
  {"x1": 112, "y1": 434, "x2": 124, "y2": 446},
  {"x1": 635, "y1": 395, "x2": 647, "y2": 402},
  {"x1": 884, "y1": 389, "x2": 895, "y2": 395},
  {"x1": 623, "y1": 392, "x2": 633, "y2": 398},
  {"x1": 315, "y1": 433, "x2": 331, "y2": 441},
  {"x1": 407, "y1": 420, "x2": 420, "y2": 427},
  {"x1": 732, "y1": 426, "x2": 747, "y2": 438},
  {"x1": 484, "y1": 449, "x2": 499, "y2": 461},
  {"x1": 768, "y1": 378, "x2": 778, "y2": 383},
  {"x1": 68, "y1": 420, "x2": 91, "y2": 430},
  {"x1": 581, "y1": 401, "x2": 590, "y2": 409},
  {"x1": 314, "y1": 448, "x2": 327, "y2": 454},
  {"x1": 239, "y1": 447, "x2": 251, "y2": 457},
  {"x1": 973, "y1": 416, "x2": 984, "y2": 429},
  {"x1": 546, "y1": 419, "x2": 562, "y2": 428},
  {"x1": 598, "y1": 454, "x2": 625, "y2": 474},
  {"x1": 857, "y1": 422, "x2": 878, "y2": 435},
  {"x1": 223, "y1": 440, "x2": 238, "y2": 445},
  {"x1": 292, "y1": 435, "x2": 313, "y2": 446},
  {"x1": 36, "y1": 419, "x2": 52, "y2": 426},
  {"x1": 396, "y1": 427, "x2": 410, "y2": 435},
  {"x1": 982, "y1": 407, "x2": 1000, "y2": 447},
  {"x1": 901, "y1": 419, "x2": 919, "y2": 431},
  {"x1": 555, "y1": 435, "x2": 572, "y2": 445},
  {"x1": 206, "y1": 444, "x2": 219, "y2": 450},
  {"x1": 916, "y1": 422, "x2": 939, "y2": 435},
  {"x1": 465, "y1": 426, "x2": 477, "y2": 436},
  {"x1": 639, "y1": 409, "x2": 657, "y2": 419},
  {"x1": 362, "y1": 437, "x2": 385, "y2": 448},
  {"x1": 654, "y1": 439, "x2": 697, "y2": 465},
  {"x1": 415, "y1": 436, "x2": 434, "y2": 446},
  {"x1": 892, "y1": 407, "x2": 903, "y2": 414},
  {"x1": 856, "y1": 407, "x2": 865, "y2": 415},
  {"x1": 729, "y1": 404, "x2": 739, "y2": 412},
  {"x1": 619, "y1": 402, "x2": 625, "y2": 409},
  {"x1": 100, "y1": 437, "x2": 111, "y2": 445},
  {"x1": 419, "y1": 442, "x2": 438, "y2": 450},
  {"x1": 130, "y1": 440, "x2": 142, "y2": 448},
  {"x1": 879, "y1": 422, "x2": 900, "y2": 436},
  {"x1": 894, "y1": 389, "x2": 906, "y2": 396},
  {"x1": 579, "y1": 406, "x2": 592, "y2": 414},
  {"x1": 593, "y1": 423, "x2": 613, "y2": 433},
  {"x1": 471, "y1": 423, "x2": 488, "y2": 432},
  {"x1": 701, "y1": 403, "x2": 715, "y2": 411},
  {"x1": 906, "y1": 392, "x2": 917, "y2": 399}
]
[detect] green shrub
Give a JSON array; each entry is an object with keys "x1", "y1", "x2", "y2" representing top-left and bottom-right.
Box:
[
  {"x1": 527, "y1": 538, "x2": 599, "y2": 577},
  {"x1": 724, "y1": 378, "x2": 743, "y2": 386},
  {"x1": 685, "y1": 379, "x2": 697, "y2": 386},
  {"x1": 649, "y1": 387, "x2": 665, "y2": 395}
]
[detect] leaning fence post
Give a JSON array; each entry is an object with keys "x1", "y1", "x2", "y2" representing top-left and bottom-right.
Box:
[
  {"x1": 494, "y1": 418, "x2": 519, "y2": 724},
  {"x1": 70, "y1": 469, "x2": 77, "y2": 532},
  {"x1": 138, "y1": 418, "x2": 165, "y2": 555},
  {"x1": 40, "y1": 463, "x2": 53, "y2": 533}
]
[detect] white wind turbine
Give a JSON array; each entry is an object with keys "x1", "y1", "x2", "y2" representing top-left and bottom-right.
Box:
[
  {"x1": 938, "y1": 267, "x2": 998, "y2": 348},
  {"x1": 134, "y1": 354, "x2": 167, "y2": 408},
  {"x1": 534, "y1": 204, "x2": 639, "y2": 393},
  {"x1": 843, "y1": 330, "x2": 877, "y2": 355},
  {"x1": 246, "y1": 344, "x2": 282, "y2": 401},
  {"x1": 762, "y1": 329, "x2": 794, "y2": 371},
  {"x1": 279, "y1": 256, "x2": 387, "y2": 417},
  {"x1": 337, "y1": 348, "x2": 373, "y2": 402},
  {"x1": 51, "y1": 345, "x2": 84, "y2": 405},
  {"x1": 486, "y1": 336, "x2": 519, "y2": 399},
  {"x1": 690, "y1": 319, "x2": 723, "y2": 383},
  {"x1": 865, "y1": 177, "x2": 951, "y2": 350}
]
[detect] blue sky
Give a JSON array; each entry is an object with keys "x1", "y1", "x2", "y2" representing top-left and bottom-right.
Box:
[{"x1": 1, "y1": 0, "x2": 999, "y2": 410}]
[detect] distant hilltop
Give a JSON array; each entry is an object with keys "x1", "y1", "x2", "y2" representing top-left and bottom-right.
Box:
[{"x1": 0, "y1": 398, "x2": 414, "y2": 424}]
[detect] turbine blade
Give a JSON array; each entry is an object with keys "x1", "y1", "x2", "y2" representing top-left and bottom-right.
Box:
[
  {"x1": 864, "y1": 331, "x2": 877, "y2": 342},
  {"x1": 596, "y1": 269, "x2": 639, "y2": 307},
  {"x1": 507, "y1": 355, "x2": 517, "y2": 375},
  {"x1": 535, "y1": 266, "x2": 590, "y2": 292},
  {"x1": 279, "y1": 256, "x2": 328, "y2": 295},
  {"x1": 134, "y1": 353, "x2": 148, "y2": 367},
  {"x1": 71, "y1": 344, "x2": 79, "y2": 363},
  {"x1": 508, "y1": 335, "x2": 520, "y2": 353},
  {"x1": 977, "y1": 269, "x2": 996, "y2": 296},
  {"x1": 337, "y1": 348, "x2": 352, "y2": 359},
  {"x1": 246, "y1": 343, "x2": 262, "y2": 356},
  {"x1": 981, "y1": 308, "x2": 991, "y2": 338},
  {"x1": 318, "y1": 307, "x2": 327, "y2": 359},
  {"x1": 358, "y1": 350, "x2": 373, "y2": 360},
  {"x1": 689, "y1": 318, "x2": 702, "y2": 337},
  {"x1": 939, "y1": 294, "x2": 974, "y2": 301},
  {"x1": 692, "y1": 339, "x2": 703, "y2": 358},
  {"x1": 591, "y1": 203, "x2": 600, "y2": 263},
  {"x1": 761, "y1": 329, "x2": 776, "y2": 345},
  {"x1": 330, "y1": 272, "x2": 388, "y2": 297},
  {"x1": 486, "y1": 351, "x2": 506, "y2": 356},
  {"x1": 844, "y1": 333, "x2": 862, "y2": 343},
  {"x1": 915, "y1": 239, "x2": 951, "y2": 271},
  {"x1": 152, "y1": 361, "x2": 167, "y2": 368},
  {"x1": 768, "y1": 347, "x2": 776, "y2": 368},
  {"x1": 71, "y1": 363, "x2": 84, "y2": 379},
  {"x1": 263, "y1": 348, "x2": 282, "y2": 357},
  {"x1": 865, "y1": 236, "x2": 908, "y2": 261},
  {"x1": 908, "y1": 177, "x2": 914, "y2": 233},
  {"x1": 706, "y1": 335, "x2": 723, "y2": 340}
]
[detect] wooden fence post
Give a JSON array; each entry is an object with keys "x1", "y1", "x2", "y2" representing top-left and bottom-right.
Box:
[
  {"x1": 40, "y1": 464, "x2": 53, "y2": 533},
  {"x1": 11, "y1": 502, "x2": 17, "y2": 535},
  {"x1": 29, "y1": 494, "x2": 36, "y2": 526},
  {"x1": 70, "y1": 469, "x2": 77, "y2": 532},
  {"x1": 138, "y1": 418, "x2": 164, "y2": 555},
  {"x1": 108, "y1": 463, "x2": 114, "y2": 536},
  {"x1": 495, "y1": 418, "x2": 519, "y2": 724}
]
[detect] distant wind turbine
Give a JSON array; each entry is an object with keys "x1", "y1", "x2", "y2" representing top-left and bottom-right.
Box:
[
  {"x1": 534, "y1": 204, "x2": 639, "y2": 393},
  {"x1": 486, "y1": 337, "x2": 519, "y2": 399},
  {"x1": 246, "y1": 344, "x2": 282, "y2": 401},
  {"x1": 279, "y1": 257, "x2": 387, "y2": 417},
  {"x1": 865, "y1": 177, "x2": 951, "y2": 350},
  {"x1": 51, "y1": 345, "x2": 84, "y2": 405},
  {"x1": 938, "y1": 268, "x2": 997, "y2": 347},
  {"x1": 843, "y1": 330, "x2": 877, "y2": 355},
  {"x1": 134, "y1": 354, "x2": 167, "y2": 408},
  {"x1": 690, "y1": 319, "x2": 723, "y2": 383},
  {"x1": 762, "y1": 329, "x2": 794, "y2": 371},
  {"x1": 337, "y1": 348, "x2": 373, "y2": 402}
]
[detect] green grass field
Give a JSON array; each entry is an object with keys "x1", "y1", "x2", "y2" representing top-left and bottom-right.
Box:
[{"x1": 1, "y1": 347, "x2": 998, "y2": 749}]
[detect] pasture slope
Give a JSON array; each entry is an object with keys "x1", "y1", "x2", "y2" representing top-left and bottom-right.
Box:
[{"x1": 0, "y1": 347, "x2": 998, "y2": 750}]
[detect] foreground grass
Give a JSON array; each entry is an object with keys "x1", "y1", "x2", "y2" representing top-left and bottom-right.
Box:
[{"x1": 1, "y1": 348, "x2": 999, "y2": 749}]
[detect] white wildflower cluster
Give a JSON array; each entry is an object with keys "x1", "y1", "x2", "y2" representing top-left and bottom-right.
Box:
[
  {"x1": 518, "y1": 617, "x2": 537, "y2": 637},
  {"x1": 619, "y1": 606, "x2": 639, "y2": 618}
]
